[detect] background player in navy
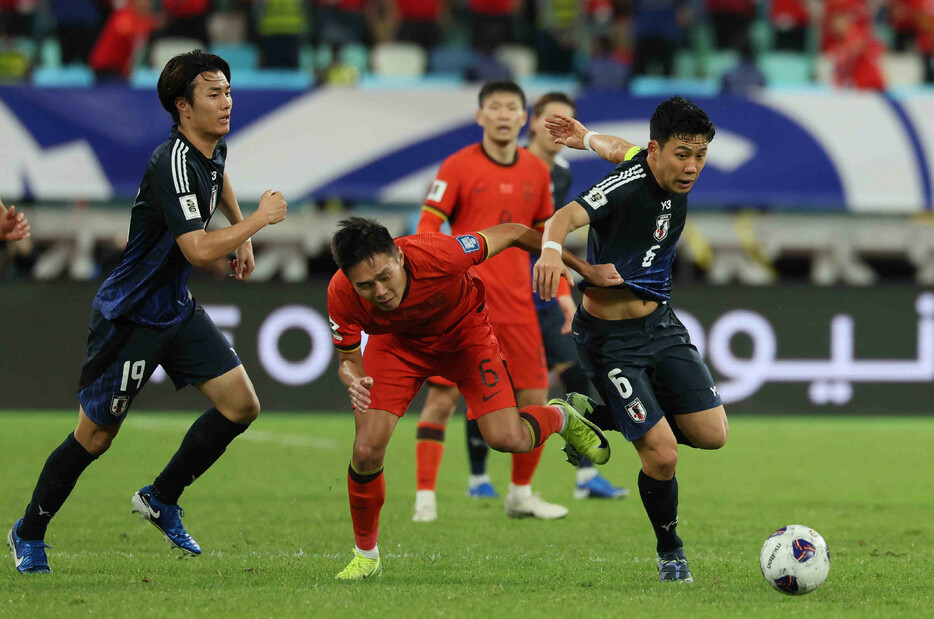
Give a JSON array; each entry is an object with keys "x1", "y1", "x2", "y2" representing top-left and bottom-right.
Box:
[
  {"x1": 533, "y1": 96, "x2": 729, "y2": 583},
  {"x1": 8, "y1": 50, "x2": 288, "y2": 574},
  {"x1": 526, "y1": 92, "x2": 627, "y2": 500}
]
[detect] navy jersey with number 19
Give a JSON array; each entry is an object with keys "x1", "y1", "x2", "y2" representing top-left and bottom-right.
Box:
[
  {"x1": 573, "y1": 149, "x2": 686, "y2": 303},
  {"x1": 94, "y1": 127, "x2": 225, "y2": 328}
]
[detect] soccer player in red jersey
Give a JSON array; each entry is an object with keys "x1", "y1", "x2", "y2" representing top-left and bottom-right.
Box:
[
  {"x1": 328, "y1": 217, "x2": 614, "y2": 579},
  {"x1": 412, "y1": 80, "x2": 573, "y2": 522}
]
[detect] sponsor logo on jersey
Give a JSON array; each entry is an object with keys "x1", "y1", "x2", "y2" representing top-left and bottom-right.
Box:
[
  {"x1": 110, "y1": 395, "x2": 130, "y2": 417},
  {"x1": 661, "y1": 199, "x2": 672, "y2": 210},
  {"x1": 179, "y1": 194, "x2": 200, "y2": 221},
  {"x1": 654, "y1": 213, "x2": 671, "y2": 241},
  {"x1": 427, "y1": 179, "x2": 447, "y2": 202},
  {"x1": 625, "y1": 398, "x2": 646, "y2": 423},
  {"x1": 328, "y1": 316, "x2": 343, "y2": 341},
  {"x1": 456, "y1": 234, "x2": 480, "y2": 253}
]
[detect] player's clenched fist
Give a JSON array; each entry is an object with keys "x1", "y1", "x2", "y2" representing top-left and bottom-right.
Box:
[
  {"x1": 258, "y1": 189, "x2": 287, "y2": 225},
  {"x1": 348, "y1": 375, "x2": 374, "y2": 413}
]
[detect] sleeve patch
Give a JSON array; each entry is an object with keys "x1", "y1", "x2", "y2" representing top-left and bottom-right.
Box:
[
  {"x1": 427, "y1": 179, "x2": 448, "y2": 202},
  {"x1": 456, "y1": 234, "x2": 481, "y2": 253},
  {"x1": 328, "y1": 316, "x2": 343, "y2": 341},
  {"x1": 179, "y1": 194, "x2": 201, "y2": 221},
  {"x1": 582, "y1": 187, "x2": 608, "y2": 210}
]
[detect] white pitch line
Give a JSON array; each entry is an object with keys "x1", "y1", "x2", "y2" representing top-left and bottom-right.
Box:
[{"x1": 129, "y1": 417, "x2": 339, "y2": 449}]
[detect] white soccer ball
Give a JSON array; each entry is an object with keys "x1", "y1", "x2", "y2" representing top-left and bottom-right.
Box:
[{"x1": 759, "y1": 525, "x2": 831, "y2": 595}]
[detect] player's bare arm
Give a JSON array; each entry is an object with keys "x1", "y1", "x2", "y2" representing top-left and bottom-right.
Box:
[
  {"x1": 337, "y1": 349, "x2": 374, "y2": 413},
  {"x1": 217, "y1": 172, "x2": 255, "y2": 281},
  {"x1": 534, "y1": 202, "x2": 622, "y2": 301},
  {"x1": 175, "y1": 189, "x2": 286, "y2": 267},
  {"x1": 545, "y1": 113, "x2": 638, "y2": 165},
  {"x1": 0, "y1": 197, "x2": 30, "y2": 241}
]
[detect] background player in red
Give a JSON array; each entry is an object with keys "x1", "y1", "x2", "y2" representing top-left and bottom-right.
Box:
[
  {"x1": 327, "y1": 217, "x2": 614, "y2": 579},
  {"x1": 411, "y1": 80, "x2": 569, "y2": 523}
]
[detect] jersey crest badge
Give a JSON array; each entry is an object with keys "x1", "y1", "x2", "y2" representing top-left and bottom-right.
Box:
[
  {"x1": 625, "y1": 398, "x2": 646, "y2": 423},
  {"x1": 110, "y1": 395, "x2": 130, "y2": 417},
  {"x1": 427, "y1": 179, "x2": 447, "y2": 202},
  {"x1": 456, "y1": 234, "x2": 480, "y2": 253},
  {"x1": 179, "y1": 194, "x2": 200, "y2": 221},
  {"x1": 654, "y1": 213, "x2": 671, "y2": 241},
  {"x1": 210, "y1": 185, "x2": 218, "y2": 215}
]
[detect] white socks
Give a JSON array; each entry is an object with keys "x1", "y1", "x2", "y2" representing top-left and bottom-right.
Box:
[
  {"x1": 509, "y1": 483, "x2": 532, "y2": 499},
  {"x1": 356, "y1": 545, "x2": 379, "y2": 560}
]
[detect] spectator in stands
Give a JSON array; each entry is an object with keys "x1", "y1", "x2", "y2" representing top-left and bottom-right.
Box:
[
  {"x1": 51, "y1": 0, "x2": 103, "y2": 65},
  {"x1": 632, "y1": 0, "x2": 691, "y2": 77},
  {"x1": 0, "y1": 0, "x2": 38, "y2": 38},
  {"x1": 256, "y1": 0, "x2": 308, "y2": 68},
  {"x1": 582, "y1": 33, "x2": 630, "y2": 89},
  {"x1": 532, "y1": 0, "x2": 580, "y2": 74},
  {"x1": 88, "y1": 0, "x2": 161, "y2": 81},
  {"x1": 890, "y1": 0, "x2": 918, "y2": 51},
  {"x1": 392, "y1": 0, "x2": 445, "y2": 51},
  {"x1": 906, "y1": 0, "x2": 934, "y2": 83},
  {"x1": 706, "y1": 0, "x2": 754, "y2": 49},
  {"x1": 823, "y1": 0, "x2": 886, "y2": 90},
  {"x1": 467, "y1": 0, "x2": 517, "y2": 53},
  {"x1": 316, "y1": 0, "x2": 368, "y2": 47},
  {"x1": 720, "y1": 34, "x2": 765, "y2": 94},
  {"x1": 770, "y1": 0, "x2": 812, "y2": 51},
  {"x1": 157, "y1": 0, "x2": 210, "y2": 46}
]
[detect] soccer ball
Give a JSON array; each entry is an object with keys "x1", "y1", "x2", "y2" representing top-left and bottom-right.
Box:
[{"x1": 759, "y1": 525, "x2": 831, "y2": 595}]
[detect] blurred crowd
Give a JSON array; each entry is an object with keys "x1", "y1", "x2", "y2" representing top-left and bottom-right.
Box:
[{"x1": 0, "y1": 1, "x2": 931, "y2": 90}]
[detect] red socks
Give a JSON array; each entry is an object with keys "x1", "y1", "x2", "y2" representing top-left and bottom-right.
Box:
[
  {"x1": 517, "y1": 404, "x2": 564, "y2": 447},
  {"x1": 415, "y1": 422, "x2": 446, "y2": 491},
  {"x1": 347, "y1": 464, "x2": 385, "y2": 552},
  {"x1": 511, "y1": 446, "x2": 544, "y2": 485}
]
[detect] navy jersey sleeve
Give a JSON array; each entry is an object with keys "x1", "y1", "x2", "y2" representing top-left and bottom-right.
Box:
[
  {"x1": 574, "y1": 160, "x2": 648, "y2": 226},
  {"x1": 153, "y1": 142, "x2": 204, "y2": 238}
]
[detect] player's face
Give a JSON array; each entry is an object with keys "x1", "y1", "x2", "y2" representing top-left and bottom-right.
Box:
[
  {"x1": 531, "y1": 101, "x2": 575, "y2": 155},
  {"x1": 477, "y1": 92, "x2": 527, "y2": 146},
  {"x1": 347, "y1": 249, "x2": 407, "y2": 311},
  {"x1": 185, "y1": 71, "x2": 232, "y2": 138},
  {"x1": 649, "y1": 134, "x2": 708, "y2": 194}
]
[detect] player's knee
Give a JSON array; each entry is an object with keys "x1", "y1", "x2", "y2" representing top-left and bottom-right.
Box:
[
  {"x1": 483, "y1": 427, "x2": 526, "y2": 453},
  {"x1": 644, "y1": 446, "x2": 678, "y2": 479},
  {"x1": 227, "y1": 394, "x2": 260, "y2": 424},
  {"x1": 82, "y1": 432, "x2": 115, "y2": 457},
  {"x1": 352, "y1": 442, "x2": 386, "y2": 471}
]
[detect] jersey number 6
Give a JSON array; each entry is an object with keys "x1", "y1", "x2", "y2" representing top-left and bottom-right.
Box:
[
  {"x1": 478, "y1": 359, "x2": 499, "y2": 387},
  {"x1": 608, "y1": 368, "x2": 633, "y2": 399}
]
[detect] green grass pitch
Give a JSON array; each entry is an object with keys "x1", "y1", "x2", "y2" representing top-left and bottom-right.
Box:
[{"x1": 1, "y1": 411, "x2": 932, "y2": 618}]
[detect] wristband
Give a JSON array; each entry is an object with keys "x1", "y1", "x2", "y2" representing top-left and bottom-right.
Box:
[
  {"x1": 583, "y1": 131, "x2": 599, "y2": 152},
  {"x1": 542, "y1": 240, "x2": 563, "y2": 254}
]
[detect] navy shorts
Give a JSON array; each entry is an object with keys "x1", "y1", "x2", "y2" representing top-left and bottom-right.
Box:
[
  {"x1": 537, "y1": 303, "x2": 578, "y2": 369},
  {"x1": 77, "y1": 304, "x2": 241, "y2": 425},
  {"x1": 573, "y1": 302, "x2": 721, "y2": 442}
]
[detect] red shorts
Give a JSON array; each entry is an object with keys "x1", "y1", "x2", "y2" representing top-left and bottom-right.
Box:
[
  {"x1": 428, "y1": 320, "x2": 547, "y2": 391},
  {"x1": 363, "y1": 328, "x2": 517, "y2": 419}
]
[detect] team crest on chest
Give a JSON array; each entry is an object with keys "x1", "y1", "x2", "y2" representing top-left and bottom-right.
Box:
[{"x1": 654, "y1": 213, "x2": 671, "y2": 241}]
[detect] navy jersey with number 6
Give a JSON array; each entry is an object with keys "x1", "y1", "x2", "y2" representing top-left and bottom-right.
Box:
[
  {"x1": 94, "y1": 127, "x2": 225, "y2": 328},
  {"x1": 574, "y1": 149, "x2": 685, "y2": 302}
]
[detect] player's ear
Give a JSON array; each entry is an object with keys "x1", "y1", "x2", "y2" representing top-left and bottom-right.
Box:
[
  {"x1": 175, "y1": 96, "x2": 189, "y2": 119},
  {"x1": 475, "y1": 108, "x2": 483, "y2": 126},
  {"x1": 396, "y1": 247, "x2": 404, "y2": 266}
]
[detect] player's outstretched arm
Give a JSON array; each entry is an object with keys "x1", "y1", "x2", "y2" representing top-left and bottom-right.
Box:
[
  {"x1": 337, "y1": 349, "x2": 374, "y2": 413},
  {"x1": 176, "y1": 189, "x2": 287, "y2": 267},
  {"x1": 0, "y1": 197, "x2": 30, "y2": 241},
  {"x1": 545, "y1": 113, "x2": 638, "y2": 165}
]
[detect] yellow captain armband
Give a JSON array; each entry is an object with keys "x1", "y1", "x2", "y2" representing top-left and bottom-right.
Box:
[{"x1": 624, "y1": 146, "x2": 643, "y2": 161}]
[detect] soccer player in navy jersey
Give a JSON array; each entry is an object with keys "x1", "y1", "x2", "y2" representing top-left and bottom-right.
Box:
[
  {"x1": 7, "y1": 50, "x2": 288, "y2": 574},
  {"x1": 534, "y1": 96, "x2": 729, "y2": 583}
]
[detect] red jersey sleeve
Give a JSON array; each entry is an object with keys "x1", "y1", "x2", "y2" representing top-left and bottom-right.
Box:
[
  {"x1": 421, "y1": 155, "x2": 461, "y2": 225},
  {"x1": 326, "y1": 272, "x2": 364, "y2": 352},
  {"x1": 407, "y1": 231, "x2": 490, "y2": 278},
  {"x1": 532, "y1": 161, "x2": 555, "y2": 230}
]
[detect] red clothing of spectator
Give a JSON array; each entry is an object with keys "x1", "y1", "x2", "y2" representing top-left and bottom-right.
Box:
[
  {"x1": 397, "y1": 0, "x2": 441, "y2": 21},
  {"x1": 706, "y1": 0, "x2": 754, "y2": 17},
  {"x1": 771, "y1": 0, "x2": 809, "y2": 28},
  {"x1": 900, "y1": 0, "x2": 934, "y2": 54},
  {"x1": 468, "y1": 0, "x2": 515, "y2": 17},
  {"x1": 160, "y1": 0, "x2": 209, "y2": 18},
  {"x1": 88, "y1": 5, "x2": 158, "y2": 78},
  {"x1": 828, "y1": 19, "x2": 885, "y2": 90}
]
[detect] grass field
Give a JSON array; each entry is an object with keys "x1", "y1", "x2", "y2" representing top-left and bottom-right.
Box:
[{"x1": 1, "y1": 411, "x2": 932, "y2": 618}]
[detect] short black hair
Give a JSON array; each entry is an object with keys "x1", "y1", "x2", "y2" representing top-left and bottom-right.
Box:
[
  {"x1": 331, "y1": 217, "x2": 398, "y2": 273},
  {"x1": 157, "y1": 49, "x2": 231, "y2": 124},
  {"x1": 531, "y1": 92, "x2": 575, "y2": 118},
  {"x1": 649, "y1": 96, "x2": 716, "y2": 147},
  {"x1": 478, "y1": 80, "x2": 526, "y2": 108}
]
